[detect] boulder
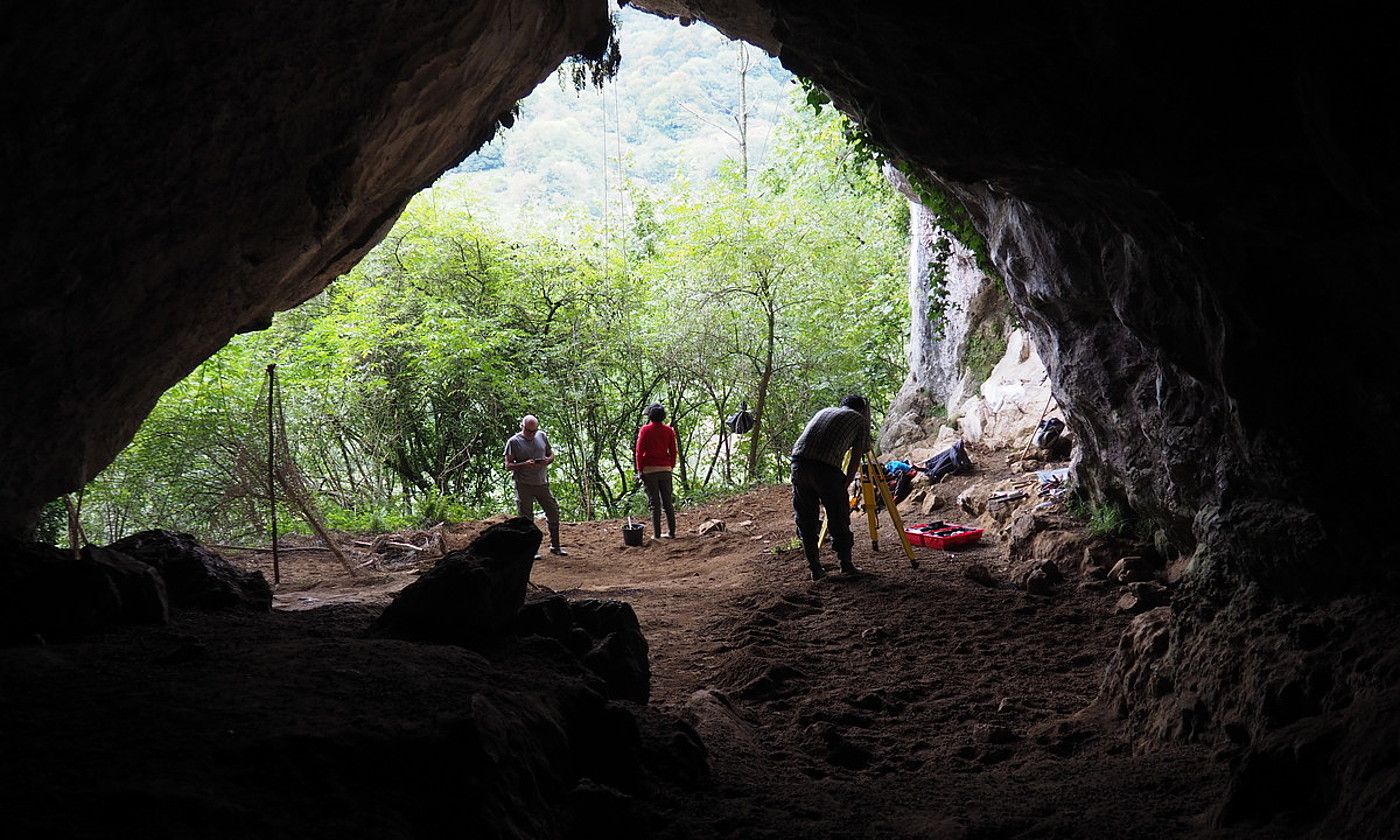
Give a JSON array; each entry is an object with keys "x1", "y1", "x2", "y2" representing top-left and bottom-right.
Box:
[
  {"x1": 570, "y1": 598, "x2": 641, "y2": 637},
  {"x1": 958, "y1": 485, "x2": 986, "y2": 517},
  {"x1": 583, "y1": 627, "x2": 651, "y2": 705},
  {"x1": 1082, "y1": 547, "x2": 1109, "y2": 579},
  {"x1": 1109, "y1": 555, "x2": 1158, "y2": 584},
  {"x1": 516, "y1": 594, "x2": 651, "y2": 703},
  {"x1": 85, "y1": 545, "x2": 168, "y2": 625},
  {"x1": 570, "y1": 599, "x2": 650, "y2": 702},
  {"x1": 682, "y1": 689, "x2": 761, "y2": 770},
  {"x1": 963, "y1": 563, "x2": 997, "y2": 587},
  {"x1": 515, "y1": 593, "x2": 577, "y2": 641},
  {"x1": 1012, "y1": 559, "x2": 1063, "y2": 596},
  {"x1": 1024, "y1": 569, "x2": 1052, "y2": 596},
  {"x1": 108, "y1": 530, "x2": 270, "y2": 611},
  {"x1": 0, "y1": 539, "x2": 122, "y2": 643},
  {"x1": 1115, "y1": 582, "x2": 1171, "y2": 615},
  {"x1": 372, "y1": 517, "x2": 539, "y2": 647}
]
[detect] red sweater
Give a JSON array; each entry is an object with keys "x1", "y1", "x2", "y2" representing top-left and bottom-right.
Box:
[{"x1": 635, "y1": 421, "x2": 678, "y2": 471}]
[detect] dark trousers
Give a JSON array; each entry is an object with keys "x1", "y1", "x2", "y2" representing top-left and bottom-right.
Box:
[
  {"x1": 641, "y1": 471, "x2": 676, "y2": 537},
  {"x1": 516, "y1": 482, "x2": 561, "y2": 548},
  {"x1": 791, "y1": 457, "x2": 854, "y2": 566}
]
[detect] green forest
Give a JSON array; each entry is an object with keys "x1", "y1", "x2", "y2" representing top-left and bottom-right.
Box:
[{"x1": 66, "y1": 15, "x2": 912, "y2": 545}]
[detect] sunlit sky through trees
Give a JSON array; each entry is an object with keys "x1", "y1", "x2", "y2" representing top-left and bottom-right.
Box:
[{"x1": 444, "y1": 7, "x2": 794, "y2": 224}]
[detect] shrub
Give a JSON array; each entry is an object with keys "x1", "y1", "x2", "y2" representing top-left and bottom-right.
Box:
[{"x1": 1068, "y1": 495, "x2": 1130, "y2": 538}]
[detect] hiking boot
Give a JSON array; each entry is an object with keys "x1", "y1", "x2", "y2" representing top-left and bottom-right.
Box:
[
  {"x1": 808, "y1": 561, "x2": 827, "y2": 581},
  {"x1": 839, "y1": 557, "x2": 862, "y2": 576},
  {"x1": 550, "y1": 545, "x2": 568, "y2": 556}
]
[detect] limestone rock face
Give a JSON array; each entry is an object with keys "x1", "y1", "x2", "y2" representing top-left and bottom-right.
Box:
[
  {"x1": 881, "y1": 171, "x2": 1009, "y2": 453},
  {"x1": 950, "y1": 329, "x2": 1054, "y2": 451},
  {"x1": 0, "y1": 0, "x2": 611, "y2": 533}
]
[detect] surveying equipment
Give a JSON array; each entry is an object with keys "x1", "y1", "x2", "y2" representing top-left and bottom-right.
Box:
[{"x1": 819, "y1": 449, "x2": 919, "y2": 569}]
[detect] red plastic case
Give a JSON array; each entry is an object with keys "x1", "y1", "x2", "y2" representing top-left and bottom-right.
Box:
[{"x1": 904, "y1": 522, "x2": 984, "y2": 549}]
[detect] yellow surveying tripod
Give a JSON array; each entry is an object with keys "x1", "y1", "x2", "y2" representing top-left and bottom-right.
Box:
[{"x1": 819, "y1": 449, "x2": 919, "y2": 569}]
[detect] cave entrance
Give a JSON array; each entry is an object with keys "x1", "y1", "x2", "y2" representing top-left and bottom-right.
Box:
[
  {"x1": 63, "y1": 8, "x2": 913, "y2": 557},
  {"x1": 5, "y1": 4, "x2": 1397, "y2": 834}
]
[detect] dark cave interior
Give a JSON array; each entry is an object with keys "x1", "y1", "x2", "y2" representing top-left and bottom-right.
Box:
[{"x1": 2, "y1": 1, "x2": 1398, "y2": 836}]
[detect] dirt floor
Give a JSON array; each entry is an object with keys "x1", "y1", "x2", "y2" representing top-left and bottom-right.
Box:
[
  {"x1": 1, "y1": 451, "x2": 1296, "y2": 838},
  {"x1": 209, "y1": 454, "x2": 1283, "y2": 839}
]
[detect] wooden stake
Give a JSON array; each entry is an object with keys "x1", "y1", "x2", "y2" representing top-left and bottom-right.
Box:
[
  {"x1": 266, "y1": 363, "x2": 279, "y2": 585},
  {"x1": 1018, "y1": 385, "x2": 1058, "y2": 464}
]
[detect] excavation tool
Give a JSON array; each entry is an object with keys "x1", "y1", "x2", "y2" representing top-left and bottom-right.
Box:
[{"x1": 819, "y1": 449, "x2": 919, "y2": 569}]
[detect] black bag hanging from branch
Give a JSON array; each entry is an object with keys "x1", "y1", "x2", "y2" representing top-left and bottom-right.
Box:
[{"x1": 726, "y1": 401, "x2": 755, "y2": 435}]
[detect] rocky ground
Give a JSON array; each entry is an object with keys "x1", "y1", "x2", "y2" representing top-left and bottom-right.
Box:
[{"x1": 1, "y1": 447, "x2": 1307, "y2": 839}]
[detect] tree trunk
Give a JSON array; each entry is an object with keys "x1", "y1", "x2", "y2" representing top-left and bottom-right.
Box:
[{"x1": 745, "y1": 306, "x2": 777, "y2": 481}]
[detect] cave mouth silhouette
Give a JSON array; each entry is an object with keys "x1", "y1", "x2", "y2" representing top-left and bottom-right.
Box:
[{"x1": 3, "y1": 2, "x2": 1399, "y2": 836}]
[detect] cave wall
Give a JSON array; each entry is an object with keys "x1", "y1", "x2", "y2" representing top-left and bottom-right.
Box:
[{"x1": 0, "y1": 0, "x2": 611, "y2": 534}]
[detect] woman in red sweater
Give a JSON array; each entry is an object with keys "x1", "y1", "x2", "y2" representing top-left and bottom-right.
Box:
[{"x1": 634, "y1": 403, "x2": 678, "y2": 539}]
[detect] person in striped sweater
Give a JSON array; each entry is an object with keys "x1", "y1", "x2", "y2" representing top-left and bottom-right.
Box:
[{"x1": 790, "y1": 395, "x2": 872, "y2": 580}]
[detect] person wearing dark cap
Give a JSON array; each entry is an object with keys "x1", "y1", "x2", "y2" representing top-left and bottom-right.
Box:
[
  {"x1": 790, "y1": 395, "x2": 872, "y2": 580},
  {"x1": 634, "y1": 403, "x2": 678, "y2": 539}
]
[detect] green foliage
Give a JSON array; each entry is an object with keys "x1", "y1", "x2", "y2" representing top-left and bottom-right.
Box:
[
  {"x1": 963, "y1": 321, "x2": 1009, "y2": 386},
  {"x1": 1070, "y1": 496, "x2": 1130, "y2": 538},
  {"x1": 924, "y1": 232, "x2": 953, "y2": 335},
  {"x1": 452, "y1": 7, "x2": 793, "y2": 217},
  {"x1": 77, "y1": 18, "x2": 911, "y2": 542},
  {"x1": 892, "y1": 163, "x2": 1000, "y2": 283},
  {"x1": 678, "y1": 480, "x2": 763, "y2": 509},
  {"x1": 322, "y1": 505, "x2": 414, "y2": 537},
  {"x1": 794, "y1": 79, "x2": 1001, "y2": 285},
  {"x1": 771, "y1": 535, "x2": 803, "y2": 553},
  {"x1": 34, "y1": 498, "x2": 67, "y2": 545},
  {"x1": 561, "y1": 15, "x2": 623, "y2": 92}
]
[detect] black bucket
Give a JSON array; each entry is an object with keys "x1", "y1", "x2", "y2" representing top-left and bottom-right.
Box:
[{"x1": 621, "y1": 523, "x2": 646, "y2": 547}]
